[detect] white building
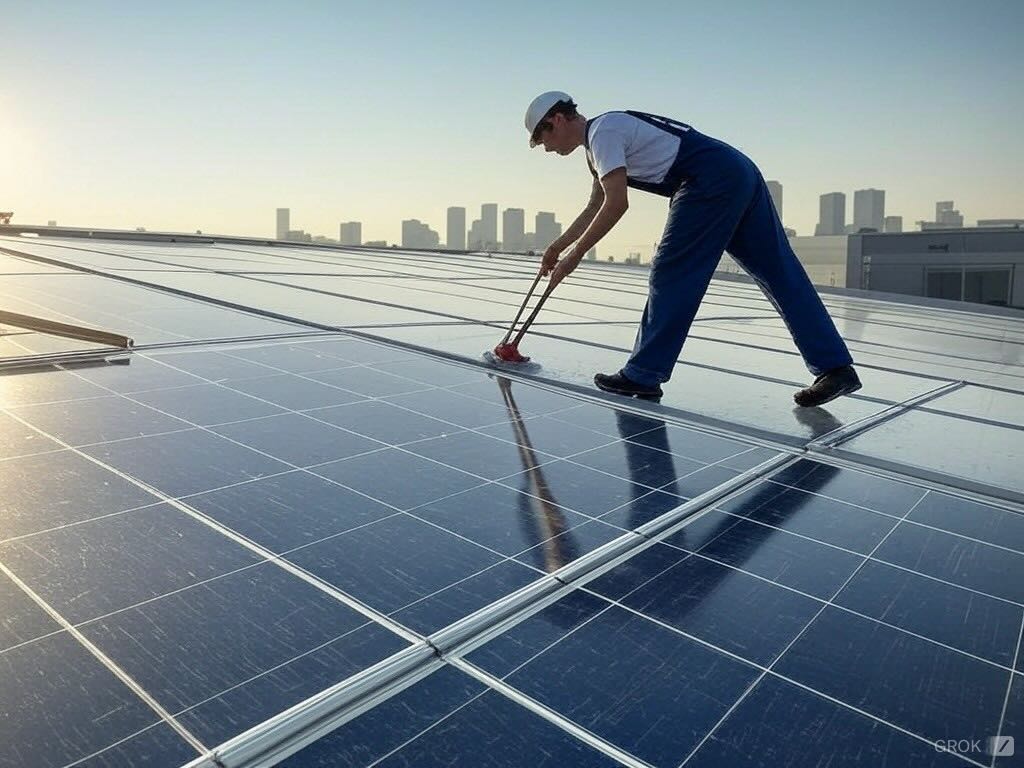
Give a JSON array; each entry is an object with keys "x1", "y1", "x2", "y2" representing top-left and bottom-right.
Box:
[
  {"x1": 853, "y1": 189, "x2": 885, "y2": 232},
  {"x1": 446, "y1": 207, "x2": 466, "y2": 250},
  {"x1": 937, "y1": 201, "x2": 964, "y2": 226},
  {"x1": 401, "y1": 219, "x2": 440, "y2": 249},
  {"x1": 339, "y1": 222, "x2": 362, "y2": 246},
  {"x1": 502, "y1": 208, "x2": 525, "y2": 252},
  {"x1": 481, "y1": 204, "x2": 498, "y2": 249},
  {"x1": 815, "y1": 193, "x2": 846, "y2": 236},
  {"x1": 468, "y1": 204, "x2": 499, "y2": 250},
  {"x1": 535, "y1": 212, "x2": 562, "y2": 250},
  {"x1": 766, "y1": 180, "x2": 783, "y2": 221},
  {"x1": 848, "y1": 228, "x2": 1024, "y2": 308}
]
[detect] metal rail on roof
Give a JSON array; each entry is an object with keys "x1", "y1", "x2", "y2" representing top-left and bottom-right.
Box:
[{"x1": 0, "y1": 309, "x2": 133, "y2": 349}]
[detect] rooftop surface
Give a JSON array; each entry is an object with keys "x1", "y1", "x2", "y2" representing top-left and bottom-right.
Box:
[{"x1": 1, "y1": 232, "x2": 1022, "y2": 768}]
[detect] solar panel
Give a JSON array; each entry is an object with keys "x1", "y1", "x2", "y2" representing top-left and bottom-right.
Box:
[{"x1": 0, "y1": 233, "x2": 1021, "y2": 767}]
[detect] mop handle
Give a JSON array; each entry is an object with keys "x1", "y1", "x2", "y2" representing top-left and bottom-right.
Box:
[
  {"x1": 501, "y1": 267, "x2": 545, "y2": 345},
  {"x1": 511, "y1": 281, "x2": 557, "y2": 347}
]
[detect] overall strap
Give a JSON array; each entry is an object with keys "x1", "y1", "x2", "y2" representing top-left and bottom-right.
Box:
[
  {"x1": 584, "y1": 112, "x2": 614, "y2": 178},
  {"x1": 624, "y1": 110, "x2": 692, "y2": 136},
  {"x1": 625, "y1": 109, "x2": 696, "y2": 196}
]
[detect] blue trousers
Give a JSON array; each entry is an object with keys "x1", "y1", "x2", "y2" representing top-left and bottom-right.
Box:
[{"x1": 622, "y1": 145, "x2": 854, "y2": 387}]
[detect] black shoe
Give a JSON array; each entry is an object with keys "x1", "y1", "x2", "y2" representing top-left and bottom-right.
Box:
[
  {"x1": 794, "y1": 365, "x2": 862, "y2": 407},
  {"x1": 594, "y1": 371, "x2": 664, "y2": 398}
]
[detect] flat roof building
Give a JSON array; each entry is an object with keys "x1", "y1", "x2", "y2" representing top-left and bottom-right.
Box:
[{"x1": 847, "y1": 228, "x2": 1024, "y2": 308}]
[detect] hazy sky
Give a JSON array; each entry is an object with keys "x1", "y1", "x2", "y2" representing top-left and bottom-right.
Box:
[{"x1": 5, "y1": 0, "x2": 1022, "y2": 258}]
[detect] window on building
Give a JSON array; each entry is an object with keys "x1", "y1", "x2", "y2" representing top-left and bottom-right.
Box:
[
  {"x1": 964, "y1": 268, "x2": 1010, "y2": 306},
  {"x1": 926, "y1": 269, "x2": 962, "y2": 302},
  {"x1": 925, "y1": 266, "x2": 1012, "y2": 306}
]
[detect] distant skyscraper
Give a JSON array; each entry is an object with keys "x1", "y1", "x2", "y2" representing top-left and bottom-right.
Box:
[
  {"x1": 815, "y1": 193, "x2": 846, "y2": 236},
  {"x1": 401, "y1": 219, "x2": 440, "y2": 249},
  {"x1": 502, "y1": 208, "x2": 525, "y2": 251},
  {"x1": 481, "y1": 204, "x2": 498, "y2": 249},
  {"x1": 884, "y1": 216, "x2": 903, "y2": 233},
  {"x1": 339, "y1": 221, "x2": 362, "y2": 246},
  {"x1": 276, "y1": 208, "x2": 289, "y2": 240},
  {"x1": 535, "y1": 212, "x2": 562, "y2": 250},
  {"x1": 447, "y1": 207, "x2": 466, "y2": 250},
  {"x1": 766, "y1": 180, "x2": 783, "y2": 221},
  {"x1": 918, "y1": 202, "x2": 966, "y2": 231},
  {"x1": 853, "y1": 189, "x2": 885, "y2": 232},
  {"x1": 936, "y1": 201, "x2": 964, "y2": 227},
  {"x1": 467, "y1": 218, "x2": 484, "y2": 249}
]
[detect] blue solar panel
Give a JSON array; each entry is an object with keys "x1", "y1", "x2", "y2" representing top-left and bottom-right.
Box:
[
  {"x1": 1, "y1": 235, "x2": 1021, "y2": 767},
  {"x1": 684, "y1": 675, "x2": 969, "y2": 767},
  {"x1": 0, "y1": 571, "x2": 61, "y2": 651},
  {"x1": 82, "y1": 563, "x2": 409, "y2": 746},
  {"x1": 80, "y1": 428, "x2": 292, "y2": 498},
  {"x1": 835, "y1": 559, "x2": 1021, "y2": 666},
  {"x1": 186, "y1": 471, "x2": 396, "y2": 553},
  {"x1": 3, "y1": 449, "x2": 161, "y2": 538},
  {"x1": 483, "y1": 601, "x2": 760, "y2": 766},
  {"x1": 717, "y1": 476, "x2": 902, "y2": 553},
  {"x1": 873, "y1": 522, "x2": 1024, "y2": 604},
  {"x1": 1, "y1": 502, "x2": 263, "y2": 623},
  {"x1": 776, "y1": 608, "x2": 1006, "y2": 752},
  {"x1": 0, "y1": 632, "x2": 200, "y2": 766}
]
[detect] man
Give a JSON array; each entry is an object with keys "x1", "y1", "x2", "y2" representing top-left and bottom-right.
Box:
[{"x1": 526, "y1": 90, "x2": 861, "y2": 407}]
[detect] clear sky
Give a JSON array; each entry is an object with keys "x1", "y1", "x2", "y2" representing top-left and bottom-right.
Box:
[{"x1": 5, "y1": 0, "x2": 1022, "y2": 259}]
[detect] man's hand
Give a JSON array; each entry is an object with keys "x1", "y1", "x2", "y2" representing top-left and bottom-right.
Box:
[
  {"x1": 540, "y1": 243, "x2": 563, "y2": 277},
  {"x1": 548, "y1": 248, "x2": 582, "y2": 288}
]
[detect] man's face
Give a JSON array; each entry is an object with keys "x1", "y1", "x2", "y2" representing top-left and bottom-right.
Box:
[{"x1": 536, "y1": 113, "x2": 575, "y2": 155}]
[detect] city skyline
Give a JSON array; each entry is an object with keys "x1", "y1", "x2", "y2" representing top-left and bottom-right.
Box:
[
  {"x1": 276, "y1": 204, "x2": 566, "y2": 252},
  {"x1": 274, "y1": 187, "x2": 1001, "y2": 254},
  {"x1": 5, "y1": 2, "x2": 1021, "y2": 260}
]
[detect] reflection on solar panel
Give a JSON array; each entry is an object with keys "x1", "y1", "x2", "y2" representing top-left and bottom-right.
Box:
[{"x1": 1, "y1": 232, "x2": 1022, "y2": 767}]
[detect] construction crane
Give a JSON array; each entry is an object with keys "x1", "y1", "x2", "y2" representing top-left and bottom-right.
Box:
[{"x1": 0, "y1": 212, "x2": 12, "y2": 224}]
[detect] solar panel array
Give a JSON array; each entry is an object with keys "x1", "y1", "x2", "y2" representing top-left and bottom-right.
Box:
[{"x1": 1, "y1": 234, "x2": 1022, "y2": 768}]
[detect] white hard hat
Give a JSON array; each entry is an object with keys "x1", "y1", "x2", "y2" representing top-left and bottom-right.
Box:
[{"x1": 525, "y1": 90, "x2": 573, "y2": 147}]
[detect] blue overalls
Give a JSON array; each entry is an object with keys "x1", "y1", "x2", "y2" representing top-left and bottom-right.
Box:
[{"x1": 585, "y1": 111, "x2": 854, "y2": 387}]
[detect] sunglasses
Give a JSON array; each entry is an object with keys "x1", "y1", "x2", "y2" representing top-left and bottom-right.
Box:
[{"x1": 531, "y1": 119, "x2": 554, "y2": 145}]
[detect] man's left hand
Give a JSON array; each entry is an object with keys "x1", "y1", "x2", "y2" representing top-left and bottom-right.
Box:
[{"x1": 549, "y1": 249, "x2": 582, "y2": 288}]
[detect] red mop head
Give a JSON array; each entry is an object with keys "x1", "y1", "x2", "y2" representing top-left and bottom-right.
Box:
[{"x1": 492, "y1": 342, "x2": 531, "y2": 363}]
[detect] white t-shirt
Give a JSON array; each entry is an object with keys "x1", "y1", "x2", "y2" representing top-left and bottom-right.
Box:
[{"x1": 586, "y1": 112, "x2": 682, "y2": 183}]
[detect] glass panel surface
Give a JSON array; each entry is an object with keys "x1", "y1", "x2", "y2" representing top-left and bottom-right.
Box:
[{"x1": 840, "y1": 408, "x2": 1024, "y2": 496}]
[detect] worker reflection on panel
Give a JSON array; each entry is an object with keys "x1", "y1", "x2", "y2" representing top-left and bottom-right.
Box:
[
  {"x1": 707, "y1": 458, "x2": 844, "y2": 564},
  {"x1": 496, "y1": 376, "x2": 579, "y2": 573},
  {"x1": 639, "y1": 458, "x2": 845, "y2": 629},
  {"x1": 614, "y1": 410, "x2": 695, "y2": 531},
  {"x1": 791, "y1": 404, "x2": 845, "y2": 440}
]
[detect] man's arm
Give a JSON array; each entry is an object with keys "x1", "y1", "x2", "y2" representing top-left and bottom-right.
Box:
[
  {"x1": 573, "y1": 167, "x2": 628, "y2": 256},
  {"x1": 548, "y1": 168, "x2": 629, "y2": 285},
  {"x1": 540, "y1": 177, "x2": 604, "y2": 275},
  {"x1": 554, "y1": 176, "x2": 605, "y2": 251}
]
